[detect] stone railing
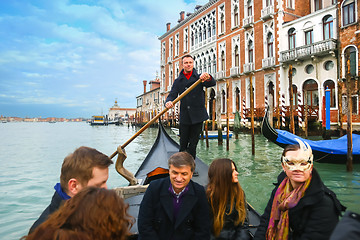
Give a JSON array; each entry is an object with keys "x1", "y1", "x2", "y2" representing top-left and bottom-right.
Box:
[
  {"x1": 243, "y1": 15, "x2": 254, "y2": 28},
  {"x1": 262, "y1": 57, "x2": 276, "y2": 69},
  {"x1": 230, "y1": 66, "x2": 240, "y2": 76},
  {"x1": 280, "y1": 38, "x2": 337, "y2": 63},
  {"x1": 261, "y1": 5, "x2": 274, "y2": 20},
  {"x1": 243, "y1": 62, "x2": 255, "y2": 73}
]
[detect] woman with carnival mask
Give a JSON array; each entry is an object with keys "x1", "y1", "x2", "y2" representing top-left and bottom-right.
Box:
[{"x1": 254, "y1": 139, "x2": 345, "y2": 240}]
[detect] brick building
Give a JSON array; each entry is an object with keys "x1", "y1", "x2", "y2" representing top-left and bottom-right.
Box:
[{"x1": 158, "y1": 0, "x2": 359, "y2": 129}]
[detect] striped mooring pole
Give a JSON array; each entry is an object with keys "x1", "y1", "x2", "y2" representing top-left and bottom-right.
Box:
[
  {"x1": 297, "y1": 91, "x2": 303, "y2": 128},
  {"x1": 242, "y1": 97, "x2": 246, "y2": 126},
  {"x1": 281, "y1": 93, "x2": 286, "y2": 128}
]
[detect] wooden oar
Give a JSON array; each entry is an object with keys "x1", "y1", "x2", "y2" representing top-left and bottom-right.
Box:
[{"x1": 111, "y1": 78, "x2": 203, "y2": 159}]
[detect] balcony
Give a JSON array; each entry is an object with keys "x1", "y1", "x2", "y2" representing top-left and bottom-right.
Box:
[
  {"x1": 215, "y1": 71, "x2": 226, "y2": 80},
  {"x1": 243, "y1": 62, "x2": 255, "y2": 74},
  {"x1": 261, "y1": 5, "x2": 274, "y2": 21},
  {"x1": 262, "y1": 57, "x2": 276, "y2": 69},
  {"x1": 280, "y1": 38, "x2": 337, "y2": 63},
  {"x1": 160, "y1": 59, "x2": 165, "y2": 67},
  {"x1": 243, "y1": 16, "x2": 254, "y2": 28},
  {"x1": 230, "y1": 66, "x2": 240, "y2": 76},
  {"x1": 167, "y1": 56, "x2": 173, "y2": 64}
]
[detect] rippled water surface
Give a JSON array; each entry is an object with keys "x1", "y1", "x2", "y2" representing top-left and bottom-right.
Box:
[{"x1": 0, "y1": 122, "x2": 359, "y2": 240}]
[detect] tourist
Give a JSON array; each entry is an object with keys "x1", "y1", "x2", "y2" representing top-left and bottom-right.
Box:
[
  {"x1": 137, "y1": 151, "x2": 210, "y2": 240},
  {"x1": 22, "y1": 187, "x2": 133, "y2": 240},
  {"x1": 254, "y1": 139, "x2": 345, "y2": 240},
  {"x1": 165, "y1": 54, "x2": 216, "y2": 159},
  {"x1": 28, "y1": 146, "x2": 113, "y2": 233},
  {"x1": 207, "y1": 158, "x2": 251, "y2": 240}
]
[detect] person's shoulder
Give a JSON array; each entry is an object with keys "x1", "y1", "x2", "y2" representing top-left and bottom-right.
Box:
[
  {"x1": 148, "y1": 178, "x2": 169, "y2": 190},
  {"x1": 189, "y1": 180, "x2": 206, "y2": 193}
]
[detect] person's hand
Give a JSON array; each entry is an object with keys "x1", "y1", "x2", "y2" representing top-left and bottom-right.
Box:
[
  {"x1": 165, "y1": 101, "x2": 174, "y2": 109},
  {"x1": 200, "y1": 72, "x2": 211, "y2": 82}
]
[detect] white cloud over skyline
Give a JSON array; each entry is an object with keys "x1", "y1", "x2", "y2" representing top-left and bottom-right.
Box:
[{"x1": 0, "y1": 0, "x2": 208, "y2": 118}]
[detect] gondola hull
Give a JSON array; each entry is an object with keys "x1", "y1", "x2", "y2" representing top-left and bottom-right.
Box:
[
  {"x1": 261, "y1": 109, "x2": 360, "y2": 164},
  {"x1": 119, "y1": 122, "x2": 260, "y2": 239}
]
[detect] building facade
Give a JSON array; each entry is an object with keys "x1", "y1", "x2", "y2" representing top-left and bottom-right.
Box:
[
  {"x1": 136, "y1": 78, "x2": 161, "y2": 123},
  {"x1": 158, "y1": 0, "x2": 360, "y2": 129},
  {"x1": 108, "y1": 100, "x2": 136, "y2": 122}
]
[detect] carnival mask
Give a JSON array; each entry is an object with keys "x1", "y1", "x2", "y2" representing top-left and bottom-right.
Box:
[{"x1": 281, "y1": 138, "x2": 314, "y2": 172}]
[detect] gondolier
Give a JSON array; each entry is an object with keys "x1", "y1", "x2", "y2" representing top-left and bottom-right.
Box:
[{"x1": 165, "y1": 54, "x2": 216, "y2": 159}]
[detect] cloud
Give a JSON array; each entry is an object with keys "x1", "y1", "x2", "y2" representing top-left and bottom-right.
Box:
[{"x1": 0, "y1": 0, "x2": 210, "y2": 118}]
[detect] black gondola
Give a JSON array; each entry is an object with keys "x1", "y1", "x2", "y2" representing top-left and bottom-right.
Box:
[
  {"x1": 116, "y1": 121, "x2": 260, "y2": 239},
  {"x1": 261, "y1": 108, "x2": 360, "y2": 164}
]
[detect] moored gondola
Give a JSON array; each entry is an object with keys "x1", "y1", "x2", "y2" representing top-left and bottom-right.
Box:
[
  {"x1": 261, "y1": 108, "x2": 360, "y2": 164},
  {"x1": 115, "y1": 121, "x2": 260, "y2": 239}
]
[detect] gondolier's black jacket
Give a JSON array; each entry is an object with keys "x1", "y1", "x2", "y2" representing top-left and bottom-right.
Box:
[
  {"x1": 165, "y1": 69, "x2": 216, "y2": 125},
  {"x1": 138, "y1": 177, "x2": 211, "y2": 240},
  {"x1": 254, "y1": 168, "x2": 345, "y2": 240}
]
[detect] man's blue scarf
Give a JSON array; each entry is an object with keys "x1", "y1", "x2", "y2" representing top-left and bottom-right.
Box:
[{"x1": 54, "y1": 183, "x2": 71, "y2": 200}]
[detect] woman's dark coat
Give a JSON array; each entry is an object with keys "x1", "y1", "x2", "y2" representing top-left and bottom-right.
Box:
[
  {"x1": 254, "y1": 168, "x2": 345, "y2": 240},
  {"x1": 138, "y1": 177, "x2": 211, "y2": 240},
  {"x1": 165, "y1": 69, "x2": 216, "y2": 125}
]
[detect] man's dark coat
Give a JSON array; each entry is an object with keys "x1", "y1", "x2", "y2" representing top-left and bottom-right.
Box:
[
  {"x1": 138, "y1": 177, "x2": 211, "y2": 240},
  {"x1": 28, "y1": 191, "x2": 63, "y2": 233},
  {"x1": 165, "y1": 69, "x2": 216, "y2": 125}
]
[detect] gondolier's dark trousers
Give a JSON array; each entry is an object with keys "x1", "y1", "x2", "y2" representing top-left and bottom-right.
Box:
[{"x1": 179, "y1": 122, "x2": 203, "y2": 159}]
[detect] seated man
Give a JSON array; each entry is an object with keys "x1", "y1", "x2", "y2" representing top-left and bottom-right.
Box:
[
  {"x1": 138, "y1": 152, "x2": 210, "y2": 240},
  {"x1": 28, "y1": 146, "x2": 113, "y2": 233}
]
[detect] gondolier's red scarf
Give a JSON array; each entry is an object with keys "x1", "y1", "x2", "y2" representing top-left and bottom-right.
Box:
[
  {"x1": 184, "y1": 70, "x2": 192, "y2": 80},
  {"x1": 266, "y1": 175, "x2": 312, "y2": 240}
]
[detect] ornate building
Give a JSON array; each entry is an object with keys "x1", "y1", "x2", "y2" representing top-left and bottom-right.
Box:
[{"x1": 158, "y1": 0, "x2": 359, "y2": 129}]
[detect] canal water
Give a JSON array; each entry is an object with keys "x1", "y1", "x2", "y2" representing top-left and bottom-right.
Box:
[{"x1": 0, "y1": 122, "x2": 359, "y2": 240}]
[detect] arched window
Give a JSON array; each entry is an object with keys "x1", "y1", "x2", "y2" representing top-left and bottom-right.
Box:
[
  {"x1": 235, "y1": 87, "x2": 240, "y2": 111},
  {"x1": 235, "y1": 46, "x2": 240, "y2": 67},
  {"x1": 208, "y1": 22, "x2": 212, "y2": 38},
  {"x1": 345, "y1": 46, "x2": 357, "y2": 77},
  {"x1": 324, "y1": 80, "x2": 336, "y2": 107},
  {"x1": 234, "y1": 6, "x2": 239, "y2": 26},
  {"x1": 195, "y1": 30, "x2": 198, "y2": 44},
  {"x1": 267, "y1": 33, "x2": 274, "y2": 58},
  {"x1": 213, "y1": 54, "x2": 217, "y2": 73},
  {"x1": 222, "y1": 90, "x2": 226, "y2": 113},
  {"x1": 191, "y1": 32, "x2": 194, "y2": 46},
  {"x1": 247, "y1": 0, "x2": 253, "y2": 17},
  {"x1": 303, "y1": 79, "x2": 319, "y2": 107},
  {"x1": 323, "y1": 15, "x2": 333, "y2": 40},
  {"x1": 199, "y1": 27, "x2": 202, "y2": 42},
  {"x1": 212, "y1": 19, "x2": 216, "y2": 36},
  {"x1": 288, "y1": 28, "x2": 296, "y2": 49},
  {"x1": 221, "y1": 51, "x2": 226, "y2": 71},
  {"x1": 343, "y1": 0, "x2": 356, "y2": 25},
  {"x1": 248, "y1": 40, "x2": 254, "y2": 63},
  {"x1": 220, "y1": 14, "x2": 225, "y2": 33},
  {"x1": 208, "y1": 56, "x2": 212, "y2": 73}
]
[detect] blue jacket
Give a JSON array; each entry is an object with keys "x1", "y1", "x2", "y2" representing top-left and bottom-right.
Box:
[
  {"x1": 138, "y1": 177, "x2": 211, "y2": 240},
  {"x1": 165, "y1": 69, "x2": 216, "y2": 125}
]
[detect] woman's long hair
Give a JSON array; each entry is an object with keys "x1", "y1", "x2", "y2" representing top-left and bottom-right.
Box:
[
  {"x1": 22, "y1": 187, "x2": 134, "y2": 240},
  {"x1": 206, "y1": 158, "x2": 246, "y2": 236}
]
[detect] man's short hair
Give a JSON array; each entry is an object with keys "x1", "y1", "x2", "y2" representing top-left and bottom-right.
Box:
[
  {"x1": 168, "y1": 152, "x2": 196, "y2": 172},
  {"x1": 60, "y1": 146, "x2": 113, "y2": 192},
  {"x1": 182, "y1": 54, "x2": 194, "y2": 61}
]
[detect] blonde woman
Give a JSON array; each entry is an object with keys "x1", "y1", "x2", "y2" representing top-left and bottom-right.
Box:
[{"x1": 207, "y1": 158, "x2": 250, "y2": 240}]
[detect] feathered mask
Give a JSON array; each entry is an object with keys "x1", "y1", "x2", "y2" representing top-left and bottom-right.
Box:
[{"x1": 281, "y1": 138, "x2": 314, "y2": 171}]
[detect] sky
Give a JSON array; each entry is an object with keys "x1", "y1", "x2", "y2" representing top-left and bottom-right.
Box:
[{"x1": 0, "y1": 0, "x2": 209, "y2": 118}]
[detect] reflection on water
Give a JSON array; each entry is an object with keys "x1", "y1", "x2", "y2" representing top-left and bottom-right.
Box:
[{"x1": 0, "y1": 122, "x2": 359, "y2": 240}]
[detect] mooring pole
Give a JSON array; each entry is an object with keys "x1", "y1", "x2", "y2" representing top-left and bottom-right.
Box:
[
  {"x1": 250, "y1": 76, "x2": 255, "y2": 155},
  {"x1": 304, "y1": 90, "x2": 308, "y2": 138},
  {"x1": 288, "y1": 65, "x2": 295, "y2": 134},
  {"x1": 276, "y1": 85, "x2": 281, "y2": 129},
  {"x1": 345, "y1": 56, "x2": 353, "y2": 172},
  {"x1": 338, "y1": 80, "x2": 344, "y2": 136},
  {"x1": 226, "y1": 80, "x2": 230, "y2": 151}
]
